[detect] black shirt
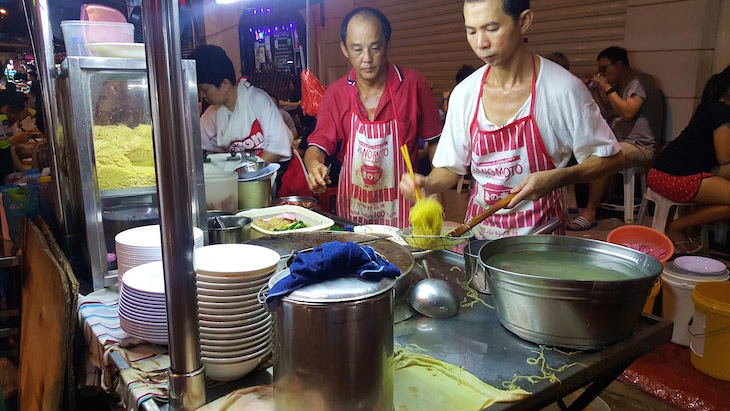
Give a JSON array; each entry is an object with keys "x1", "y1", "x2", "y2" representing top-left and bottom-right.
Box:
[{"x1": 653, "y1": 101, "x2": 730, "y2": 176}]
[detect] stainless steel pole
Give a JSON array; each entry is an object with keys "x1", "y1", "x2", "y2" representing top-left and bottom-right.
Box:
[
  {"x1": 22, "y1": 0, "x2": 78, "y2": 236},
  {"x1": 141, "y1": 1, "x2": 205, "y2": 410}
]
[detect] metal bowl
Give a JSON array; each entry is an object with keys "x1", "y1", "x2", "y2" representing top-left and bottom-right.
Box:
[
  {"x1": 273, "y1": 196, "x2": 318, "y2": 210},
  {"x1": 479, "y1": 235, "x2": 662, "y2": 349},
  {"x1": 207, "y1": 216, "x2": 252, "y2": 244}
]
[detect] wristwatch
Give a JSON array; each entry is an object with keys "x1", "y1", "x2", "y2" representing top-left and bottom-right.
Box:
[{"x1": 606, "y1": 87, "x2": 617, "y2": 96}]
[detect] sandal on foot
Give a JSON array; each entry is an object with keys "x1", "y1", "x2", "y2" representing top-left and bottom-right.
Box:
[{"x1": 566, "y1": 216, "x2": 598, "y2": 231}]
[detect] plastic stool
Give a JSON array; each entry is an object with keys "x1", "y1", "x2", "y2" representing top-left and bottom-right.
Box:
[
  {"x1": 701, "y1": 221, "x2": 729, "y2": 256},
  {"x1": 316, "y1": 187, "x2": 338, "y2": 214},
  {"x1": 637, "y1": 188, "x2": 695, "y2": 233},
  {"x1": 600, "y1": 166, "x2": 647, "y2": 223}
]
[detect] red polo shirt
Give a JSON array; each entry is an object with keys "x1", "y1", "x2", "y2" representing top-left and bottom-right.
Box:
[{"x1": 308, "y1": 63, "x2": 442, "y2": 172}]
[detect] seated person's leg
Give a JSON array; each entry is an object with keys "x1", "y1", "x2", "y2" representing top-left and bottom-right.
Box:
[{"x1": 620, "y1": 141, "x2": 653, "y2": 169}]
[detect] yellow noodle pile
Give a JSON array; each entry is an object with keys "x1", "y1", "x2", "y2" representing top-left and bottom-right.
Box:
[
  {"x1": 93, "y1": 124, "x2": 157, "y2": 191},
  {"x1": 407, "y1": 197, "x2": 444, "y2": 249}
]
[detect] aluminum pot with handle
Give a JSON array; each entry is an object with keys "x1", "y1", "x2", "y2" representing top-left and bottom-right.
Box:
[
  {"x1": 265, "y1": 270, "x2": 395, "y2": 411},
  {"x1": 478, "y1": 235, "x2": 663, "y2": 349}
]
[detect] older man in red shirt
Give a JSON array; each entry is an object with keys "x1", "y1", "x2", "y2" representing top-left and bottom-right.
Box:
[{"x1": 304, "y1": 7, "x2": 443, "y2": 227}]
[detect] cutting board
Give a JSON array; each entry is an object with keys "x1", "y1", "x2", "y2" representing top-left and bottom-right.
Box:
[
  {"x1": 19, "y1": 220, "x2": 73, "y2": 411},
  {"x1": 34, "y1": 217, "x2": 79, "y2": 411}
]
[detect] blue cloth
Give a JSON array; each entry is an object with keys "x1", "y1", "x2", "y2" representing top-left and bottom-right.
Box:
[{"x1": 266, "y1": 241, "x2": 400, "y2": 304}]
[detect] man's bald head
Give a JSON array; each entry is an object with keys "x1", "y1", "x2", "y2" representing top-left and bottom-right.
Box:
[{"x1": 340, "y1": 7, "x2": 391, "y2": 44}]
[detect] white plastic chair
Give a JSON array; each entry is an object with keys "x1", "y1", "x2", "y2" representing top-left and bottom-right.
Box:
[
  {"x1": 637, "y1": 188, "x2": 695, "y2": 233},
  {"x1": 600, "y1": 166, "x2": 647, "y2": 223}
]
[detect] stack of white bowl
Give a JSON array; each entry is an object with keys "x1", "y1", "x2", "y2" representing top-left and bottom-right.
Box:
[
  {"x1": 116, "y1": 225, "x2": 204, "y2": 284},
  {"x1": 194, "y1": 244, "x2": 280, "y2": 381},
  {"x1": 118, "y1": 261, "x2": 168, "y2": 345}
]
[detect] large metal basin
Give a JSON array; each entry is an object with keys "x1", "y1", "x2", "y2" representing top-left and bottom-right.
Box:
[{"x1": 479, "y1": 235, "x2": 663, "y2": 349}]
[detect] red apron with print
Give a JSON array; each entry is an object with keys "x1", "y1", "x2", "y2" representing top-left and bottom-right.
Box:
[
  {"x1": 338, "y1": 85, "x2": 410, "y2": 227},
  {"x1": 466, "y1": 58, "x2": 564, "y2": 240}
]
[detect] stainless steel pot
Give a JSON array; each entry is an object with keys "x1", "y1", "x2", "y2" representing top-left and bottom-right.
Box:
[
  {"x1": 268, "y1": 270, "x2": 394, "y2": 411},
  {"x1": 479, "y1": 235, "x2": 663, "y2": 349},
  {"x1": 464, "y1": 217, "x2": 562, "y2": 294},
  {"x1": 207, "y1": 216, "x2": 252, "y2": 244},
  {"x1": 237, "y1": 179, "x2": 271, "y2": 210},
  {"x1": 102, "y1": 203, "x2": 159, "y2": 253}
]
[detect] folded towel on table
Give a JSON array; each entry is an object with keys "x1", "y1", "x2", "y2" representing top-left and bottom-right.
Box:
[{"x1": 266, "y1": 241, "x2": 400, "y2": 304}]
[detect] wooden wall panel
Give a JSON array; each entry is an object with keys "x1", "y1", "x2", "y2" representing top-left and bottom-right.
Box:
[{"x1": 349, "y1": 0, "x2": 627, "y2": 104}]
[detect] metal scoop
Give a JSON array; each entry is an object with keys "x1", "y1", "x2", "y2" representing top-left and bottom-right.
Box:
[{"x1": 409, "y1": 259, "x2": 460, "y2": 319}]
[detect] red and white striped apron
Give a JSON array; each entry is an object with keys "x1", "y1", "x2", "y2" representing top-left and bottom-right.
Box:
[
  {"x1": 337, "y1": 85, "x2": 409, "y2": 227},
  {"x1": 466, "y1": 57, "x2": 564, "y2": 239}
]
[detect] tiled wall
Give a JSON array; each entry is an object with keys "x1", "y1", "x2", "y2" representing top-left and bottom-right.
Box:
[{"x1": 625, "y1": 0, "x2": 724, "y2": 141}]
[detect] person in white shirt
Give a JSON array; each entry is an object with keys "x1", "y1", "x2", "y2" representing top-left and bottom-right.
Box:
[
  {"x1": 192, "y1": 45, "x2": 310, "y2": 197},
  {"x1": 399, "y1": 0, "x2": 625, "y2": 239}
]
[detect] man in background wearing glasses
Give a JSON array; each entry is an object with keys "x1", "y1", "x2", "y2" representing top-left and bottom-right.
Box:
[{"x1": 568, "y1": 46, "x2": 663, "y2": 231}]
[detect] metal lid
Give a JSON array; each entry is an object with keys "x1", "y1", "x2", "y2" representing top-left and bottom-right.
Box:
[{"x1": 269, "y1": 269, "x2": 395, "y2": 304}]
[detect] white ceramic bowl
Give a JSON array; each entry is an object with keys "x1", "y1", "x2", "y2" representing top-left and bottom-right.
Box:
[
  {"x1": 203, "y1": 354, "x2": 265, "y2": 381},
  {"x1": 195, "y1": 244, "x2": 280, "y2": 277},
  {"x1": 198, "y1": 310, "x2": 268, "y2": 328},
  {"x1": 201, "y1": 336, "x2": 271, "y2": 357},
  {"x1": 199, "y1": 325, "x2": 271, "y2": 347},
  {"x1": 202, "y1": 346, "x2": 271, "y2": 364},
  {"x1": 199, "y1": 312, "x2": 268, "y2": 333}
]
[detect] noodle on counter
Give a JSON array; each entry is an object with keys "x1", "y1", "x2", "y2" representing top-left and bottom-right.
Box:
[{"x1": 94, "y1": 124, "x2": 156, "y2": 190}]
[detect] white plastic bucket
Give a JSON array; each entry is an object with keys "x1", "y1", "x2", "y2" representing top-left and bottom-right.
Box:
[{"x1": 661, "y1": 261, "x2": 729, "y2": 346}]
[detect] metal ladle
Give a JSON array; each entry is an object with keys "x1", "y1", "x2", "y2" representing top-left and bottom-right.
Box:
[{"x1": 409, "y1": 259, "x2": 460, "y2": 319}]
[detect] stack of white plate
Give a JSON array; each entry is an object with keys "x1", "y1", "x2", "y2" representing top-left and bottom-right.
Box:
[
  {"x1": 116, "y1": 225, "x2": 204, "y2": 283},
  {"x1": 118, "y1": 261, "x2": 168, "y2": 345},
  {"x1": 195, "y1": 244, "x2": 280, "y2": 381}
]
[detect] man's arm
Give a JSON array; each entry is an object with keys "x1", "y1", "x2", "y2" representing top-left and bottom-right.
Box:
[
  {"x1": 259, "y1": 151, "x2": 286, "y2": 163},
  {"x1": 606, "y1": 93, "x2": 644, "y2": 121},
  {"x1": 399, "y1": 167, "x2": 461, "y2": 203},
  {"x1": 507, "y1": 151, "x2": 625, "y2": 208},
  {"x1": 304, "y1": 146, "x2": 330, "y2": 192}
]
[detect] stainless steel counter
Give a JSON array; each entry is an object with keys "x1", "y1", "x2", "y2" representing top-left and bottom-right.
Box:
[{"x1": 191, "y1": 248, "x2": 672, "y2": 411}]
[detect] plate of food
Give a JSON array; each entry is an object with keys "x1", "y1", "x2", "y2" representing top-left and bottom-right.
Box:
[{"x1": 236, "y1": 205, "x2": 334, "y2": 236}]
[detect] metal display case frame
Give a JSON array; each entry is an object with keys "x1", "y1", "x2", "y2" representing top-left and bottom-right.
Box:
[{"x1": 58, "y1": 57, "x2": 207, "y2": 290}]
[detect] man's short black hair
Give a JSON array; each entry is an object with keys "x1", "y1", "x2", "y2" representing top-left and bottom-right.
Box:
[
  {"x1": 340, "y1": 7, "x2": 392, "y2": 44},
  {"x1": 0, "y1": 90, "x2": 27, "y2": 112},
  {"x1": 190, "y1": 45, "x2": 236, "y2": 88},
  {"x1": 597, "y1": 46, "x2": 630, "y2": 68},
  {"x1": 456, "y1": 65, "x2": 476, "y2": 84},
  {"x1": 463, "y1": 0, "x2": 530, "y2": 21}
]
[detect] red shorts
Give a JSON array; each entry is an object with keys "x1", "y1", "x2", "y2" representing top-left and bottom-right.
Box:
[{"x1": 647, "y1": 168, "x2": 714, "y2": 203}]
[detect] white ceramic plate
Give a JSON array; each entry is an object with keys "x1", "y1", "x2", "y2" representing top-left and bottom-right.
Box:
[
  {"x1": 236, "y1": 163, "x2": 280, "y2": 182},
  {"x1": 122, "y1": 261, "x2": 166, "y2": 294},
  {"x1": 200, "y1": 334, "x2": 271, "y2": 354},
  {"x1": 118, "y1": 304, "x2": 167, "y2": 323},
  {"x1": 199, "y1": 317, "x2": 270, "y2": 338},
  {"x1": 196, "y1": 291, "x2": 263, "y2": 303},
  {"x1": 196, "y1": 278, "x2": 270, "y2": 294},
  {"x1": 198, "y1": 304, "x2": 265, "y2": 321},
  {"x1": 198, "y1": 310, "x2": 268, "y2": 329},
  {"x1": 354, "y1": 224, "x2": 409, "y2": 246},
  {"x1": 197, "y1": 298, "x2": 262, "y2": 311},
  {"x1": 116, "y1": 225, "x2": 203, "y2": 248},
  {"x1": 199, "y1": 312, "x2": 268, "y2": 332},
  {"x1": 195, "y1": 244, "x2": 279, "y2": 277},
  {"x1": 195, "y1": 271, "x2": 273, "y2": 285},
  {"x1": 85, "y1": 42, "x2": 146, "y2": 58}
]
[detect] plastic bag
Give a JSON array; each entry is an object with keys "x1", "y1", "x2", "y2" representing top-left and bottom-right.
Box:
[
  {"x1": 301, "y1": 69, "x2": 326, "y2": 117},
  {"x1": 1, "y1": 185, "x2": 39, "y2": 241}
]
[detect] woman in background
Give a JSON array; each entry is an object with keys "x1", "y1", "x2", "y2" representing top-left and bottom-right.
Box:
[{"x1": 647, "y1": 66, "x2": 730, "y2": 253}]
